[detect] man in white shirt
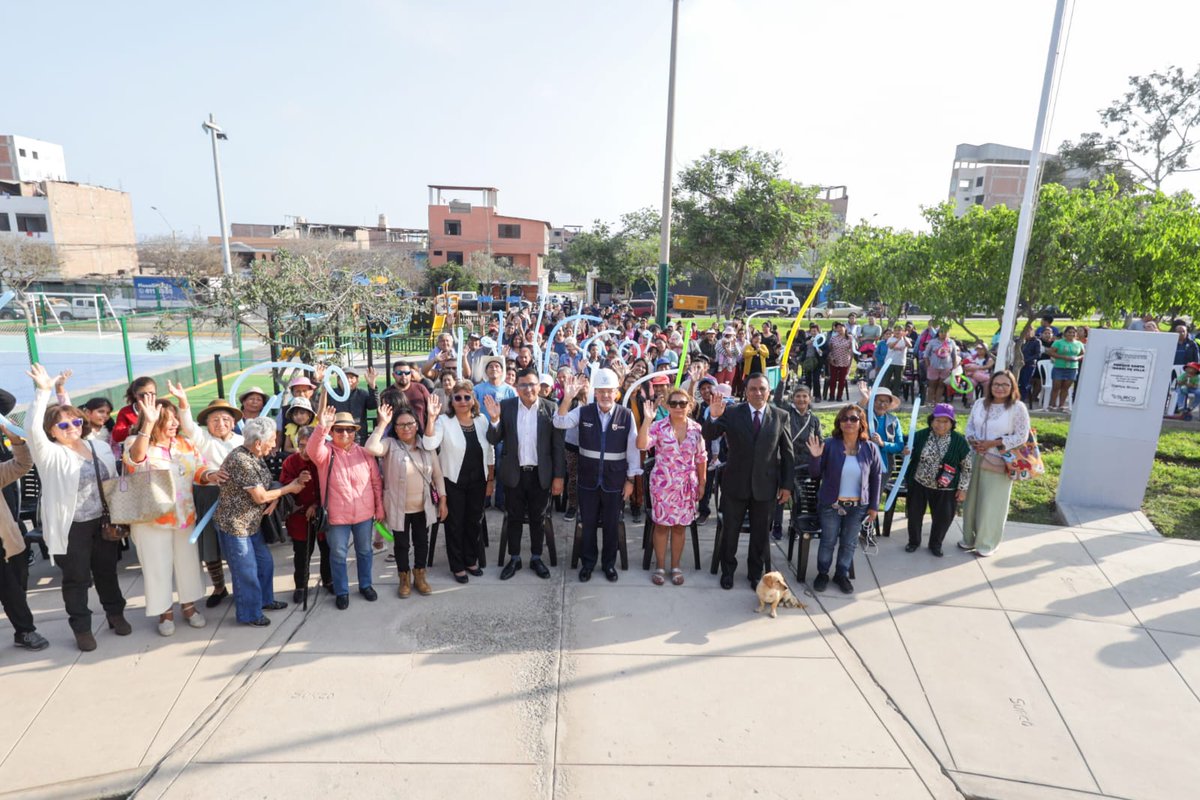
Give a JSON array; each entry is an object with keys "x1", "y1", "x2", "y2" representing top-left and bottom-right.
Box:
[
  {"x1": 553, "y1": 369, "x2": 640, "y2": 582},
  {"x1": 484, "y1": 367, "x2": 566, "y2": 580}
]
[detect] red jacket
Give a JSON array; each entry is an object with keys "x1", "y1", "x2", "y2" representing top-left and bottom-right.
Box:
[
  {"x1": 111, "y1": 404, "x2": 140, "y2": 445},
  {"x1": 280, "y1": 452, "x2": 320, "y2": 542}
]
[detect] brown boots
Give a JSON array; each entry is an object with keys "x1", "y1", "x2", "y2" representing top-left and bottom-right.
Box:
[
  {"x1": 398, "y1": 569, "x2": 432, "y2": 598},
  {"x1": 413, "y1": 568, "x2": 432, "y2": 596}
]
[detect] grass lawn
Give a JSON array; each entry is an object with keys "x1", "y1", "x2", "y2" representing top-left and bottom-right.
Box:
[
  {"x1": 811, "y1": 410, "x2": 1200, "y2": 539},
  {"x1": 679, "y1": 315, "x2": 1095, "y2": 342}
]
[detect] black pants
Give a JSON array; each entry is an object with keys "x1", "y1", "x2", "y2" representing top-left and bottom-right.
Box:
[
  {"x1": 698, "y1": 468, "x2": 717, "y2": 516},
  {"x1": 906, "y1": 482, "x2": 958, "y2": 550},
  {"x1": 445, "y1": 478, "x2": 486, "y2": 573},
  {"x1": 505, "y1": 468, "x2": 549, "y2": 558},
  {"x1": 719, "y1": 495, "x2": 774, "y2": 582},
  {"x1": 54, "y1": 517, "x2": 125, "y2": 634},
  {"x1": 394, "y1": 512, "x2": 429, "y2": 572},
  {"x1": 291, "y1": 536, "x2": 332, "y2": 589},
  {"x1": 578, "y1": 486, "x2": 624, "y2": 570},
  {"x1": 0, "y1": 539, "x2": 35, "y2": 637}
]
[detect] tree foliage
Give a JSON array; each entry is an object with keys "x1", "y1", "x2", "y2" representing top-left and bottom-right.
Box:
[
  {"x1": 1098, "y1": 64, "x2": 1200, "y2": 190},
  {"x1": 672, "y1": 148, "x2": 835, "y2": 316},
  {"x1": 563, "y1": 208, "x2": 661, "y2": 297},
  {"x1": 0, "y1": 237, "x2": 61, "y2": 316}
]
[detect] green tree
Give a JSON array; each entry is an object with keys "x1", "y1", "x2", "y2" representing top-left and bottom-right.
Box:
[
  {"x1": 822, "y1": 223, "x2": 927, "y2": 328},
  {"x1": 564, "y1": 208, "x2": 661, "y2": 298},
  {"x1": 1041, "y1": 133, "x2": 1137, "y2": 193},
  {"x1": 0, "y1": 237, "x2": 61, "y2": 318},
  {"x1": 673, "y1": 148, "x2": 835, "y2": 316},
  {"x1": 1099, "y1": 64, "x2": 1200, "y2": 190}
]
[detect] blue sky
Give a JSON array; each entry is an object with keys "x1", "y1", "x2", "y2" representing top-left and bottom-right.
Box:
[{"x1": 7, "y1": 0, "x2": 1200, "y2": 239}]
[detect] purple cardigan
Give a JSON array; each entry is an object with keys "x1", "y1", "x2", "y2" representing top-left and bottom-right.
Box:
[{"x1": 808, "y1": 437, "x2": 883, "y2": 510}]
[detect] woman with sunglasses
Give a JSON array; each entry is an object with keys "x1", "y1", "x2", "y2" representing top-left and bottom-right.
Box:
[
  {"x1": 637, "y1": 388, "x2": 706, "y2": 586},
  {"x1": 424, "y1": 383, "x2": 495, "y2": 583},
  {"x1": 124, "y1": 394, "x2": 226, "y2": 635},
  {"x1": 806, "y1": 405, "x2": 883, "y2": 594},
  {"x1": 368, "y1": 403, "x2": 447, "y2": 595},
  {"x1": 308, "y1": 406, "x2": 385, "y2": 609},
  {"x1": 25, "y1": 364, "x2": 130, "y2": 651}
]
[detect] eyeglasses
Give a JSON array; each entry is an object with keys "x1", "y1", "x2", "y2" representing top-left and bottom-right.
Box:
[
  {"x1": 452, "y1": 394, "x2": 473, "y2": 402},
  {"x1": 667, "y1": 400, "x2": 688, "y2": 408},
  {"x1": 55, "y1": 418, "x2": 84, "y2": 430},
  {"x1": 331, "y1": 427, "x2": 356, "y2": 434},
  {"x1": 516, "y1": 383, "x2": 539, "y2": 390},
  {"x1": 395, "y1": 421, "x2": 418, "y2": 429}
]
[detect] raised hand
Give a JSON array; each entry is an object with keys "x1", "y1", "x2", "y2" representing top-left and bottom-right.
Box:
[
  {"x1": 377, "y1": 402, "x2": 395, "y2": 428},
  {"x1": 54, "y1": 369, "x2": 73, "y2": 390},
  {"x1": 138, "y1": 396, "x2": 160, "y2": 426},
  {"x1": 318, "y1": 405, "x2": 336, "y2": 430},
  {"x1": 166, "y1": 379, "x2": 189, "y2": 407},
  {"x1": 312, "y1": 364, "x2": 327, "y2": 384},
  {"x1": 26, "y1": 363, "x2": 54, "y2": 391},
  {"x1": 708, "y1": 389, "x2": 727, "y2": 419},
  {"x1": 642, "y1": 396, "x2": 657, "y2": 422},
  {"x1": 483, "y1": 394, "x2": 501, "y2": 424},
  {"x1": 426, "y1": 394, "x2": 441, "y2": 419},
  {"x1": 365, "y1": 366, "x2": 378, "y2": 387},
  {"x1": 806, "y1": 432, "x2": 824, "y2": 458}
]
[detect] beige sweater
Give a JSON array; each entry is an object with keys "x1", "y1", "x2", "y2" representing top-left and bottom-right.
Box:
[{"x1": 0, "y1": 442, "x2": 33, "y2": 559}]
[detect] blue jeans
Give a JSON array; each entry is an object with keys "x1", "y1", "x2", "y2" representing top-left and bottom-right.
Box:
[
  {"x1": 1175, "y1": 386, "x2": 1200, "y2": 413},
  {"x1": 327, "y1": 519, "x2": 375, "y2": 597},
  {"x1": 817, "y1": 504, "x2": 866, "y2": 578},
  {"x1": 219, "y1": 529, "x2": 275, "y2": 624}
]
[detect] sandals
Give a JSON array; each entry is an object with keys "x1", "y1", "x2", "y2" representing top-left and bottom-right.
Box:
[
  {"x1": 651, "y1": 568, "x2": 666, "y2": 586},
  {"x1": 670, "y1": 568, "x2": 685, "y2": 586}
]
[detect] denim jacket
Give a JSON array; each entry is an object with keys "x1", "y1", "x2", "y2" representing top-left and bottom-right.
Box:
[{"x1": 808, "y1": 437, "x2": 883, "y2": 510}]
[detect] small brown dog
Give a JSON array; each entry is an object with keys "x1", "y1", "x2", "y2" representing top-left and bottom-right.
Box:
[{"x1": 755, "y1": 571, "x2": 806, "y2": 618}]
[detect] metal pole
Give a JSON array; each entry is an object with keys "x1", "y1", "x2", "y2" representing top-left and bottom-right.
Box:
[
  {"x1": 186, "y1": 317, "x2": 198, "y2": 385},
  {"x1": 24, "y1": 321, "x2": 39, "y2": 365},
  {"x1": 656, "y1": 0, "x2": 681, "y2": 329},
  {"x1": 235, "y1": 321, "x2": 245, "y2": 368},
  {"x1": 119, "y1": 317, "x2": 134, "y2": 382},
  {"x1": 214, "y1": 354, "x2": 225, "y2": 399},
  {"x1": 995, "y1": 0, "x2": 1069, "y2": 372},
  {"x1": 207, "y1": 113, "x2": 233, "y2": 276}
]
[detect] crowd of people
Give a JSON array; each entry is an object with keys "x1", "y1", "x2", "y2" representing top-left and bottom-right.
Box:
[{"x1": 13, "y1": 296, "x2": 1200, "y2": 656}]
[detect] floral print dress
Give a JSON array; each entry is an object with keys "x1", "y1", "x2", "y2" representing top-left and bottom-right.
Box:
[{"x1": 648, "y1": 417, "x2": 707, "y2": 526}]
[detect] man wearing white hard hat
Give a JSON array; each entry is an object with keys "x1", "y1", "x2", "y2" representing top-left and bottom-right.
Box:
[{"x1": 553, "y1": 368, "x2": 641, "y2": 582}]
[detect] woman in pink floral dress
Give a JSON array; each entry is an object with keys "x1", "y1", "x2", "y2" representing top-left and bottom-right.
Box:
[{"x1": 636, "y1": 389, "x2": 707, "y2": 586}]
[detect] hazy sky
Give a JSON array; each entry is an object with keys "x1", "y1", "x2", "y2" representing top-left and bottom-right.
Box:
[{"x1": 7, "y1": 0, "x2": 1200, "y2": 240}]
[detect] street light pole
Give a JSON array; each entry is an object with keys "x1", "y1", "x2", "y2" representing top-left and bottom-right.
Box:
[
  {"x1": 202, "y1": 113, "x2": 233, "y2": 276},
  {"x1": 995, "y1": 0, "x2": 1069, "y2": 372},
  {"x1": 656, "y1": 0, "x2": 680, "y2": 329},
  {"x1": 150, "y1": 205, "x2": 175, "y2": 244}
]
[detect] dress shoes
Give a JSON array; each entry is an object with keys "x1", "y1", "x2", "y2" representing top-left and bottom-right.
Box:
[
  {"x1": 578, "y1": 567, "x2": 593, "y2": 583},
  {"x1": 719, "y1": 573, "x2": 734, "y2": 590},
  {"x1": 603, "y1": 566, "x2": 619, "y2": 582},
  {"x1": 500, "y1": 558, "x2": 522, "y2": 580},
  {"x1": 813, "y1": 574, "x2": 830, "y2": 592},
  {"x1": 930, "y1": 546, "x2": 944, "y2": 557},
  {"x1": 454, "y1": 573, "x2": 469, "y2": 584},
  {"x1": 531, "y1": 559, "x2": 551, "y2": 579},
  {"x1": 904, "y1": 543, "x2": 919, "y2": 553},
  {"x1": 360, "y1": 587, "x2": 378, "y2": 602},
  {"x1": 467, "y1": 565, "x2": 484, "y2": 577},
  {"x1": 335, "y1": 594, "x2": 350, "y2": 610},
  {"x1": 833, "y1": 574, "x2": 854, "y2": 594}
]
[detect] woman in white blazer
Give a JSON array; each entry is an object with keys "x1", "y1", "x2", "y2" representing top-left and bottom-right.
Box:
[
  {"x1": 423, "y1": 381, "x2": 494, "y2": 583},
  {"x1": 25, "y1": 364, "x2": 129, "y2": 652}
]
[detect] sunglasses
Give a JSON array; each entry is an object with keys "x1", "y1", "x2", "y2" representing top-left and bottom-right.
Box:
[
  {"x1": 56, "y1": 418, "x2": 85, "y2": 431},
  {"x1": 331, "y1": 427, "x2": 357, "y2": 434},
  {"x1": 452, "y1": 394, "x2": 473, "y2": 402},
  {"x1": 394, "y1": 370, "x2": 411, "y2": 377},
  {"x1": 840, "y1": 417, "x2": 863, "y2": 424},
  {"x1": 667, "y1": 400, "x2": 688, "y2": 408}
]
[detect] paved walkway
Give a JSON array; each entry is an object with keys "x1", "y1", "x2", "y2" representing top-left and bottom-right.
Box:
[{"x1": 1, "y1": 505, "x2": 1197, "y2": 799}]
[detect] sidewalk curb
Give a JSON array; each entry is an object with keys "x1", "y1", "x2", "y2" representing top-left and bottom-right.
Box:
[{"x1": 0, "y1": 767, "x2": 145, "y2": 800}]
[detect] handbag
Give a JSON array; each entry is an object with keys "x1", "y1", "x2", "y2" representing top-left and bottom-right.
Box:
[
  {"x1": 102, "y1": 450, "x2": 177, "y2": 525},
  {"x1": 310, "y1": 452, "x2": 335, "y2": 535},
  {"x1": 88, "y1": 443, "x2": 127, "y2": 542},
  {"x1": 401, "y1": 442, "x2": 440, "y2": 505},
  {"x1": 1003, "y1": 428, "x2": 1045, "y2": 482}
]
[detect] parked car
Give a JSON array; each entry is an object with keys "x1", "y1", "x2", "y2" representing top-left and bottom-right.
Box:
[
  {"x1": 636, "y1": 290, "x2": 675, "y2": 308},
  {"x1": 808, "y1": 300, "x2": 864, "y2": 319},
  {"x1": 741, "y1": 290, "x2": 801, "y2": 316},
  {"x1": 629, "y1": 299, "x2": 656, "y2": 318}
]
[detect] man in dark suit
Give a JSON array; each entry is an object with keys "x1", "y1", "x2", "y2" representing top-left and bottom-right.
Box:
[
  {"x1": 484, "y1": 367, "x2": 566, "y2": 580},
  {"x1": 703, "y1": 372, "x2": 793, "y2": 590}
]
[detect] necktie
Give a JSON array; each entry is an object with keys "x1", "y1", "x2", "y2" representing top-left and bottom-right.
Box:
[{"x1": 753, "y1": 409, "x2": 762, "y2": 436}]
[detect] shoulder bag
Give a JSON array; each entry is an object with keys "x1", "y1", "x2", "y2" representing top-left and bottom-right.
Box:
[
  {"x1": 310, "y1": 450, "x2": 336, "y2": 536},
  {"x1": 102, "y1": 445, "x2": 177, "y2": 525},
  {"x1": 1003, "y1": 428, "x2": 1045, "y2": 482},
  {"x1": 88, "y1": 443, "x2": 127, "y2": 542}
]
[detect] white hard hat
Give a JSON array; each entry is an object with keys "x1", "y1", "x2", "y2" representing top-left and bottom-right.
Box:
[{"x1": 591, "y1": 368, "x2": 620, "y2": 390}]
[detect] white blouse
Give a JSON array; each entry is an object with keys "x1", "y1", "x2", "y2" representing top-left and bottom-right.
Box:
[{"x1": 965, "y1": 399, "x2": 1031, "y2": 468}]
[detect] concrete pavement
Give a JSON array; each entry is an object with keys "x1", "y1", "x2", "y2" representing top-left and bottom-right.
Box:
[{"x1": 1, "y1": 504, "x2": 1196, "y2": 799}]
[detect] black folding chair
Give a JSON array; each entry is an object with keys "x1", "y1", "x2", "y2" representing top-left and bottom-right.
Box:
[
  {"x1": 569, "y1": 503, "x2": 629, "y2": 571},
  {"x1": 18, "y1": 466, "x2": 48, "y2": 564},
  {"x1": 792, "y1": 476, "x2": 856, "y2": 584},
  {"x1": 496, "y1": 506, "x2": 558, "y2": 566},
  {"x1": 639, "y1": 456, "x2": 702, "y2": 571}
]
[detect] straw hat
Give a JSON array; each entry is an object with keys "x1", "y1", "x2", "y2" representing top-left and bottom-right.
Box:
[
  {"x1": 196, "y1": 398, "x2": 243, "y2": 425},
  {"x1": 330, "y1": 411, "x2": 360, "y2": 430},
  {"x1": 238, "y1": 386, "x2": 269, "y2": 405},
  {"x1": 871, "y1": 387, "x2": 902, "y2": 411}
]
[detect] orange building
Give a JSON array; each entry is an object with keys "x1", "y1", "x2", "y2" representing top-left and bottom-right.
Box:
[{"x1": 426, "y1": 185, "x2": 550, "y2": 298}]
